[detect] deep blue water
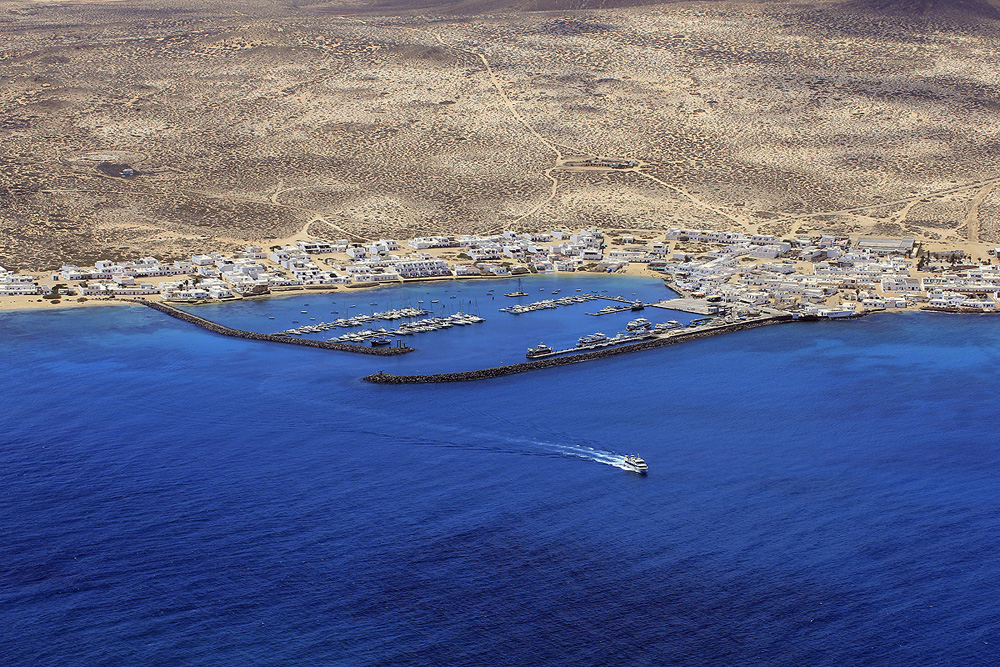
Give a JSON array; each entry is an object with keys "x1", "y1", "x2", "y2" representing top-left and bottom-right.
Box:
[{"x1": 3, "y1": 274, "x2": 1000, "y2": 666}]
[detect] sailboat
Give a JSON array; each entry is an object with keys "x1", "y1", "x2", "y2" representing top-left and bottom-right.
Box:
[{"x1": 504, "y1": 278, "x2": 528, "y2": 297}]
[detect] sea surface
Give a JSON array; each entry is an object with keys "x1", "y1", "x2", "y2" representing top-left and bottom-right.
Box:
[{"x1": 2, "y1": 274, "x2": 1000, "y2": 666}]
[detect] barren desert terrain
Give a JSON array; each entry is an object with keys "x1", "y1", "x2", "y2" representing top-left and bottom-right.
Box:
[{"x1": 2, "y1": 0, "x2": 1000, "y2": 268}]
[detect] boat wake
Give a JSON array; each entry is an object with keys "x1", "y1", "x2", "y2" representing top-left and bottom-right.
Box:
[
  {"x1": 509, "y1": 438, "x2": 635, "y2": 471},
  {"x1": 344, "y1": 408, "x2": 636, "y2": 470}
]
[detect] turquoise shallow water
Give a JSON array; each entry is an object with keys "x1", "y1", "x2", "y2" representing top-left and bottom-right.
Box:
[{"x1": 2, "y1": 274, "x2": 1000, "y2": 666}]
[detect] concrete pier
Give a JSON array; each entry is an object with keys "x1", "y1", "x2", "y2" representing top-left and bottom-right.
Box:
[
  {"x1": 585, "y1": 304, "x2": 646, "y2": 316},
  {"x1": 650, "y1": 298, "x2": 717, "y2": 315}
]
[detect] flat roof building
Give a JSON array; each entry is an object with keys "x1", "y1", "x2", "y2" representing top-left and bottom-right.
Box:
[{"x1": 856, "y1": 237, "x2": 915, "y2": 255}]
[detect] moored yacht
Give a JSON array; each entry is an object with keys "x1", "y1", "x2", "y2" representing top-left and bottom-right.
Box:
[{"x1": 626, "y1": 318, "x2": 651, "y2": 331}]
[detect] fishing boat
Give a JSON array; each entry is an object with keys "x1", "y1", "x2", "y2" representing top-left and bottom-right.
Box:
[
  {"x1": 622, "y1": 455, "x2": 648, "y2": 475},
  {"x1": 369, "y1": 336, "x2": 392, "y2": 347},
  {"x1": 504, "y1": 278, "x2": 528, "y2": 298}
]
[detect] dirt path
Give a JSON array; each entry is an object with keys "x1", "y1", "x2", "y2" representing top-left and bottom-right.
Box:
[
  {"x1": 428, "y1": 31, "x2": 572, "y2": 228},
  {"x1": 512, "y1": 168, "x2": 560, "y2": 225},
  {"x1": 781, "y1": 177, "x2": 1000, "y2": 235},
  {"x1": 308, "y1": 215, "x2": 371, "y2": 243},
  {"x1": 636, "y1": 171, "x2": 750, "y2": 229},
  {"x1": 963, "y1": 181, "x2": 998, "y2": 243},
  {"x1": 270, "y1": 179, "x2": 285, "y2": 205}
]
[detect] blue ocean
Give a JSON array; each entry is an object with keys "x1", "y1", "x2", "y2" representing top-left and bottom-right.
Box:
[{"x1": 3, "y1": 274, "x2": 1000, "y2": 666}]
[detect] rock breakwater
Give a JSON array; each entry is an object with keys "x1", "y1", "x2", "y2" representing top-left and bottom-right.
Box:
[
  {"x1": 364, "y1": 315, "x2": 793, "y2": 383},
  {"x1": 131, "y1": 299, "x2": 413, "y2": 355}
]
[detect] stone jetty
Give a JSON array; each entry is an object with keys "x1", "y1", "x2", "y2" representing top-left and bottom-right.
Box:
[
  {"x1": 364, "y1": 315, "x2": 794, "y2": 383},
  {"x1": 131, "y1": 299, "x2": 413, "y2": 355}
]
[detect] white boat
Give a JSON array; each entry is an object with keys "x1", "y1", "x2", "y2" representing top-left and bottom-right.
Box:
[
  {"x1": 526, "y1": 342, "x2": 553, "y2": 358},
  {"x1": 626, "y1": 318, "x2": 651, "y2": 331},
  {"x1": 504, "y1": 278, "x2": 528, "y2": 297},
  {"x1": 622, "y1": 455, "x2": 648, "y2": 475},
  {"x1": 579, "y1": 332, "x2": 609, "y2": 346}
]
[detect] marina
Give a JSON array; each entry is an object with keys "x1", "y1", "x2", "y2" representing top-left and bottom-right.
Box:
[
  {"x1": 154, "y1": 274, "x2": 793, "y2": 375},
  {"x1": 132, "y1": 299, "x2": 413, "y2": 355},
  {"x1": 274, "y1": 306, "x2": 430, "y2": 335},
  {"x1": 585, "y1": 300, "x2": 647, "y2": 316},
  {"x1": 527, "y1": 330, "x2": 657, "y2": 359},
  {"x1": 498, "y1": 293, "x2": 600, "y2": 314},
  {"x1": 332, "y1": 312, "x2": 486, "y2": 343}
]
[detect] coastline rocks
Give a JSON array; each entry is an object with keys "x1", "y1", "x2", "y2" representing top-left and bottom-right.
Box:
[
  {"x1": 130, "y1": 299, "x2": 413, "y2": 356},
  {"x1": 364, "y1": 315, "x2": 794, "y2": 383}
]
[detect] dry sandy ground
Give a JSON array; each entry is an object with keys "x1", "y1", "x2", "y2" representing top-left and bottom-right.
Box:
[{"x1": 3, "y1": 0, "x2": 1000, "y2": 270}]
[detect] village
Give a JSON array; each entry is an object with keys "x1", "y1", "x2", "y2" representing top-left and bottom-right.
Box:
[{"x1": 3, "y1": 227, "x2": 1000, "y2": 317}]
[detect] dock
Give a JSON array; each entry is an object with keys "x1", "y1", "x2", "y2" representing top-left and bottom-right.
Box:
[
  {"x1": 584, "y1": 295, "x2": 649, "y2": 316},
  {"x1": 364, "y1": 314, "x2": 796, "y2": 384},
  {"x1": 499, "y1": 293, "x2": 599, "y2": 315},
  {"x1": 585, "y1": 304, "x2": 647, "y2": 316},
  {"x1": 527, "y1": 333, "x2": 656, "y2": 359},
  {"x1": 650, "y1": 298, "x2": 718, "y2": 315}
]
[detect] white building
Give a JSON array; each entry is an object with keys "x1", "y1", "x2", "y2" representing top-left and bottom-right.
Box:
[
  {"x1": 395, "y1": 258, "x2": 452, "y2": 278},
  {"x1": 408, "y1": 236, "x2": 453, "y2": 249},
  {"x1": 0, "y1": 268, "x2": 42, "y2": 296}
]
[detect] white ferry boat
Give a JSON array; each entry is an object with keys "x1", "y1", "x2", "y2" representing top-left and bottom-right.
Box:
[
  {"x1": 626, "y1": 317, "x2": 651, "y2": 331},
  {"x1": 579, "y1": 332, "x2": 609, "y2": 346},
  {"x1": 526, "y1": 342, "x2": 553, "y2": 358},
  {"x1": 622, "y1": 455, "x2": 648, "y2": 475}
]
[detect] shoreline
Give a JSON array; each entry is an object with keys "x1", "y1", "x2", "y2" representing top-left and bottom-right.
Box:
[{"x1": 0, "y1": 270, "x2": 669, "y2": 314}]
